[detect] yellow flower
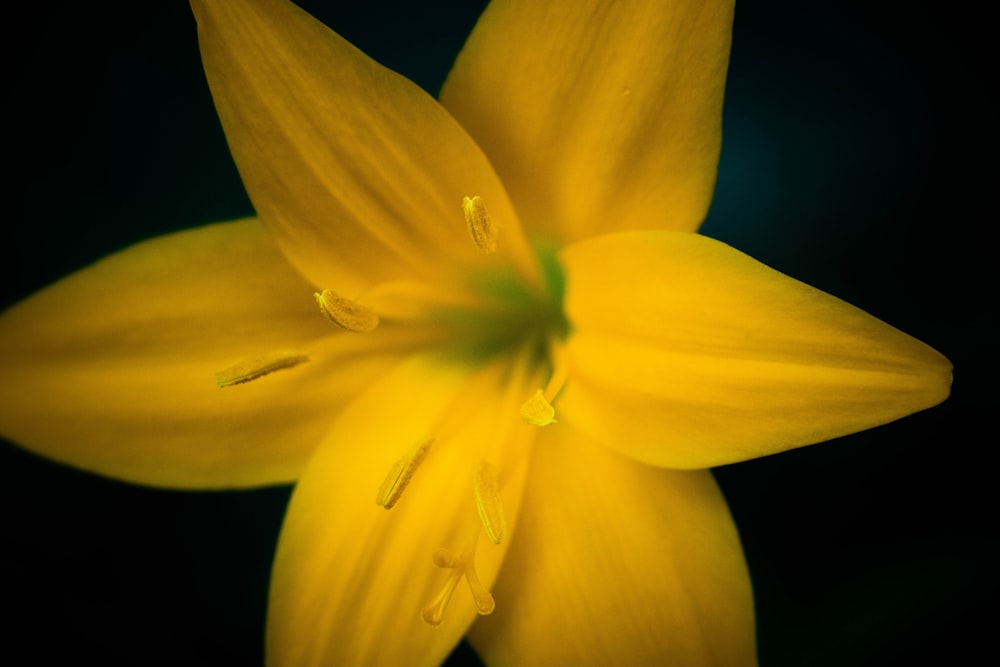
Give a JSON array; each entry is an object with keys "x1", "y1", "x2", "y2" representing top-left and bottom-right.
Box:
[{"x1": 0, "y1": 0, "x2": 951, "y2": 665}]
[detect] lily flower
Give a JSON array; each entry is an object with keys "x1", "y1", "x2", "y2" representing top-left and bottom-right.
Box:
[{"x1": 0, "y1": 0, "x2": 951, "y2": 665}]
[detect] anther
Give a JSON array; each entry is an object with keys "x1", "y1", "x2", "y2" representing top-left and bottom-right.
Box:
[
  {"x1": 421, "y1": 548, "x2": 495, "y2": 626},
  {"x1": 463, "y1": 195, "x2": 497, "y2": 253},
  {"x1": 520, "y1": 389, "x2": 557, "y2": 426},
  {"x1": 215, "y1": 350, "x2": 309, "y2": 387},
  {"x1": 314, "y1": 289, "x2": 379, "y2": 332},
  {"x1": 473, "y1": 461, "x2": 506, "y2": 544},
  {"x1": 375, "y1": 439, "x2": 433, "y2": 509}
]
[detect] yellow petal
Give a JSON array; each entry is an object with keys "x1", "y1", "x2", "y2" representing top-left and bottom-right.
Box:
[
  {"x1": 558, "y1": 231, "x2": 952, "y2": 468},
  {"x1": 0, "y1": 220, "x2": 421, "y2": 488},
  {"x1": 191, "y1": 0, "x2": 540, "y2": 301},
  {"x1": 469, "y1": 423, "x2": 755, "y2": 665},
  {"x1": 267, "y1": 353, "x2": 541, "y2": 666},
  {"x1": 440, "y1": 0, "x2": 733, "y2": 242}
]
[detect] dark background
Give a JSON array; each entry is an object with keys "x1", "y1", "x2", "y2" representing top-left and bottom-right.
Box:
[{"x1": 1, "y1": 1, "x2": 991, "y2": 665}]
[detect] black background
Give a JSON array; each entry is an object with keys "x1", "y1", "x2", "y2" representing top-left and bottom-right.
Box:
[{"x1": 1, "y1": 1, "x2": 992, "y2": 665}]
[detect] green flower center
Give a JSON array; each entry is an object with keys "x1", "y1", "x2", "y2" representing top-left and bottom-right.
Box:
[{"x1": 439, "y1": 242, "x2": 571, "y2": 364}]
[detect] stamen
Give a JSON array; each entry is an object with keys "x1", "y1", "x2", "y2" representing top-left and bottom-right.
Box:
[
  {"x1": 314, "y1": 289, "x2": 379, "y2": 332},
  {"x1": 421, "y1": 548, "x2": 495, "y2": 626},
  {"x1": 215, "y1": 350, "x2": 308, "y2": 387},
  {"x1": 463, "y1": 195, "x2": 497, "y2": 253},
  {"x1": 542, "y1": 339, "x2": 571, "y2": 400},
  {"x1": 473, "y1": 461, "x2": 507, "y2": 544},
  {"x1": 519, "y1": 340, "x2": 570, "y2": 424},
  {"x1": 375, "y1": 439, "x2": 433, "y2": 509},
  {"x1": 520, "y1": 389, "x2": 557, "y2": 426}
]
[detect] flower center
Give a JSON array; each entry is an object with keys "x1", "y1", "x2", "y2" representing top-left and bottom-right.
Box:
[{"x1": 437, "y1": 235, "x2": 570, "y2": 367}]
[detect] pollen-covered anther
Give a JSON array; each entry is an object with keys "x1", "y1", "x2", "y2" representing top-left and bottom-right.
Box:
[
  {"x1": 463, "y1": 195, "x2": 497, "y2": 253},
  {"x1": 375, "y1": 439, "x2": 433, "y2": 509},
  {"x1": 473, "y1": 460, "x2": 506, "y2": 544},
  {"x1": 420, "y1": 548, "x2": 495, "y2": 626},
  {"x1": 214, "y1": 349, "x2": 309, "y2": 387},
  {"x1": 520, "y1": 389, "x2": 557, "y2": 426},
  {"x1": 314, "y1": 289, "x2": 379, "y2": 332}
]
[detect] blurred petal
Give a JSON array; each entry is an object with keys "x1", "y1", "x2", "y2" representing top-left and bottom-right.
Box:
[
  {"x1": 0, "y1": 220, "x2": 422, "y2": 488},
  {"x1": 558, "y1": 231, "x2": 952, "y2": 468},
  {"x1": 267, "y1": 353, "x2": 541, "y2": 666},
  {"x1": 469, "y1": 424, "x2": 755, "y2": 665},
  {"x1": 191, "y1": 0, "x2": 540, "y2": 301},
  {"x1": 441, "y1": 0, "x2": 733, "y2": 242}
]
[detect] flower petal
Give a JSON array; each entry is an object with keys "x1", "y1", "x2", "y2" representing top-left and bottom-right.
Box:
[
  {"x1": 469, "y1": 423, "x2": 755, "y2": 665},
  {"x1": 440, "y1": 0, "x2": 733, "y2": 242},
  {"x1": 0, "y1": 220, "x2": 421, "y2": 488},
  {"x1": 267, "y1": 353, "x2": 541, "y2": 666},
  {"x1": 558, "y1": 231, "x2": 952, "y2": 468},
  {"x1": 191, "y1": 0, "x2": 540, "y2": 303}
]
